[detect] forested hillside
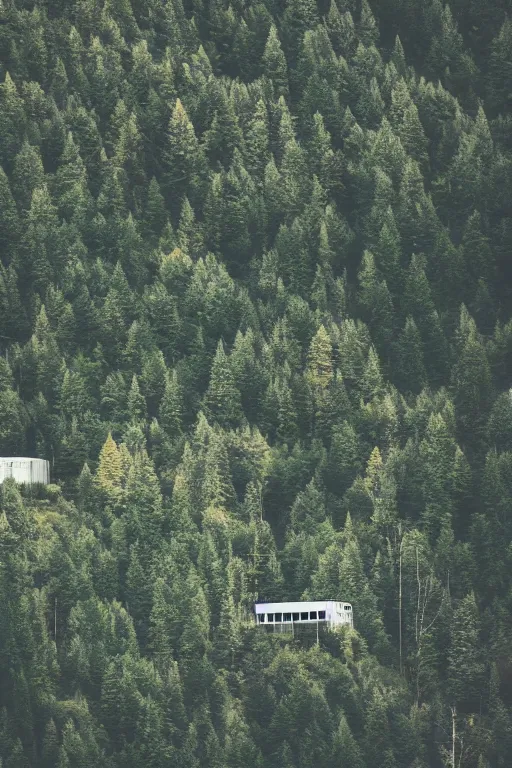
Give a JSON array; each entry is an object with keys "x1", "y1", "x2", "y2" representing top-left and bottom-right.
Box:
[{"x1": 1, "y1": 0, "x2": 512, "y2": 765}]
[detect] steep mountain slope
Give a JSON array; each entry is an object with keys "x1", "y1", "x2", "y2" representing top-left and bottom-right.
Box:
[{"x1": 1, "y1": 0, "x2": 512, "y2": 766}]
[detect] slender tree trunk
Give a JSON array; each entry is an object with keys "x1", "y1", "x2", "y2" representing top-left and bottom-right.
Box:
[
  {"x1": 399, "y1": 535, "x2": 403, "y2": 675},
  {"x1": 451, "y1": 706, "x2": 456, "y2": 768},
  {"x1": 416, "y1": 547, "x2": 421, "y2": 647}
]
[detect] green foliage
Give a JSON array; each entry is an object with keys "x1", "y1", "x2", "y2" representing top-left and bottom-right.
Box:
[
  {"x1": 203, "y1": 340, "x2": 244, "y2": 430},
  {"x1": 0, "y1": 1, "x2": 509, "y2": 765},
  {"x1": 448, "y1": 592, "x2": 485, "y2": 709}
]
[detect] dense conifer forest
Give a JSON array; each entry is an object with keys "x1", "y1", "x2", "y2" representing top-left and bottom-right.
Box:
[{"x1": 1, "y1": 0, "x2": 512, "y2": 765}]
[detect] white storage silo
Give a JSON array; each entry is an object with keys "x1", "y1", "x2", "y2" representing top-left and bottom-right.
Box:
[{"x1": 0, "y1": 458, "x2": 50, "y2": 486}]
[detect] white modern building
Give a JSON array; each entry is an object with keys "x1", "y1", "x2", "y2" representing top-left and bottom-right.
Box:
[
  {"x1": 254, "y1": 600, "x2": 353, "y2": 630},
  {"x1": 0, "y1": 458, "x2": 50, "y2": 486}
]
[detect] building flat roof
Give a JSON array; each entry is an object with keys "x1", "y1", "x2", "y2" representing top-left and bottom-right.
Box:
[
  {"x1": 0, "y1": 457, "x2": 49, "y2": 462},
  {"x1": 254, "y1": 600, "x2": 351, "y2": 612}
]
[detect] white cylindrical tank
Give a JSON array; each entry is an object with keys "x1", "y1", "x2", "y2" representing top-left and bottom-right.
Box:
[{"x1": 0, "y1": 458, "x2": 50, "y2": 485}]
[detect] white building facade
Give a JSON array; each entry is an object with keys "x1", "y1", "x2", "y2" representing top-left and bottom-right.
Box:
[
  {"x1": 0, "y1": 458, "x2": 50, "y2": 486},
  {"x1": 254, "y1": 600, "x2": 353, "y2": 630}
]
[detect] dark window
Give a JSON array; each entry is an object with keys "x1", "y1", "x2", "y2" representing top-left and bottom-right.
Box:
[
  {"x1": 310, "y1": 611, "x2": 317, "y2": 620},
  {"x1": 267, "y1": 613, "x2": 274, "y2": 622},
  {"x1": 274, "y1": 613, "x2": 282, "y2": 622},
  {"x1": 258, "y1": 614, "x2": 265, "y2": 623},
  {"x1": 301, "y1": 612, "x2": 309, "y2": 620},
  {"x1": 344, "y1": 605, "x2": 351, "y2": 610},
  {"x1": 283, "y1": 613, "x2": 291, "y2": 622},
  {"x1": 318, "y1": 610, "x2": 326, "y2": 620},
  {"x1": 293, "y1": 613, "x2": 300, "y2": 621}
]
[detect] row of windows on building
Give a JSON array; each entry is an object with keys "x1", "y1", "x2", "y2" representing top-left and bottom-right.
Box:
[{"x1": 258, "y1": 611, "x2": 327, "y2": 623}]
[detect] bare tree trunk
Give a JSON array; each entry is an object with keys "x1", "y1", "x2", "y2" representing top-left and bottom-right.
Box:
[
  {"x1": 451, "y1": 706, "x2": 456, "y2": 768},
  {"x1": 413, "y1": 545, "x2": 445, "y2": 706},
  {"x1": 393, "y1": 524, "x2": 405, "y2": 676},
  {"x1": 399, "y1": 534, "x2": 403, "y2": 675},
  {"x1": 416, "y1": 547, "x2": 421, "y2": 647}
]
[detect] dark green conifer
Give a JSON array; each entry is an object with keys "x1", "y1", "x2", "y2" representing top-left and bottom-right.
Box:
[
  {"x1": 448, "y1": 592, "x2": 485, "y2": 709},
  {"x1": 394, "y1": 317, "x2": 427, "y2": 394},
  {"x1": 0, "y1": 168, "x2": 20, "y2": 259},
  {"x1": 203, "y1": 340, "x2": 244, "y2": 430},
  {"x1": 358, "y1": 0, "x2": 379, "y2": 47},
  {"x1": 262, "y1": 24, "x2": 289, "y2": 98}
]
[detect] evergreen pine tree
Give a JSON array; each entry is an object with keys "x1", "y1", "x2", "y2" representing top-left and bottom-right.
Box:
[
  {"x1": 203, "y1": 340, "x2": 244, "y2": 430},
  {"x1": 165, "y1": 98, "x2": 207, "y2": 213},
  {"x1": 330, "y1": 713, "x2": 364, "y2": 768},
  {"x1": 358, "y1": 0, "x2": 379, "y2": 47},
  {"x1": 451, "y1": 308, "x2": 493, "y2": 446},
  {"x1": 0, "y1": 168, "x2": 20, "y2": 259},
  {"x1": 12, "y1": 141, "x2": 45, "y2": 214},
  {"x1": 394, "y1": 317, "x2": 427, "y2": 394},
  {"x1": 0, "y1": 73, "x2": 25, "y2": 165},
  {"x1": 307, "y1": 325, "x2": 333, "y2": 389},
  {"x1": 282, "y1": 0, "x2": 319, "y2": 68},
  {"x1": 159, "y1": 369, "x2": 184, "y2": 438},
  {"x1": 448, "y1": 592, "x2": 485, "y2": 709}
]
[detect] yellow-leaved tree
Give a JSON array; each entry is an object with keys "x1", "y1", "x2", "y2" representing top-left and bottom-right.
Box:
[{"x1": 96, "y1": 432, "x2": 122, "y2": 495}]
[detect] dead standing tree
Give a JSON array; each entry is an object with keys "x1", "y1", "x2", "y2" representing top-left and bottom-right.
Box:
[{"x1": 396, "y1": 529, "x2": 449, "y2": 705}]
